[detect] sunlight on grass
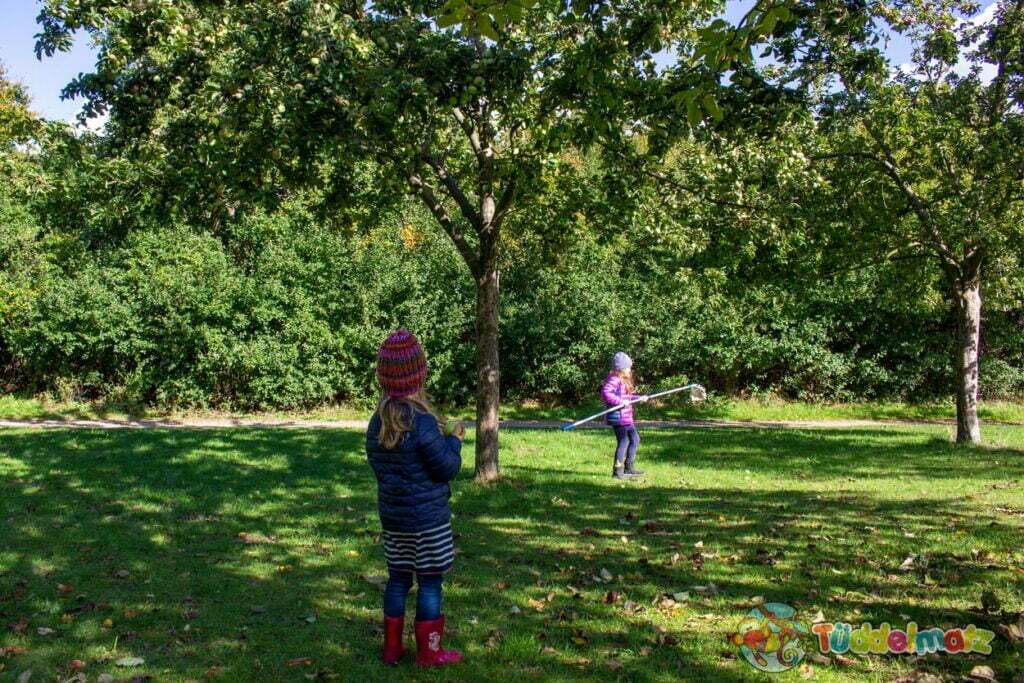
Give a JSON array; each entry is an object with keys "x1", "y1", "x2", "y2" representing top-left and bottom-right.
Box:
[
  {"x1": 0, "y1": 426, "x2": 1022, "y2": 681},
  {"x1": 5, "y1": 392, "x2": 1024, "y2": 426}
]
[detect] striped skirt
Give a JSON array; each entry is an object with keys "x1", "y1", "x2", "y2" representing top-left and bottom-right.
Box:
[{"x1": 382, "y1": 522, "x2": 455, "y2": 574}]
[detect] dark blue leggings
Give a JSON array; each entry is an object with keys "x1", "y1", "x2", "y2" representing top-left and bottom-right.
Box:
[
  {"x1": 613, "y1": 424, "x2": 640, "y2": 466},
  {"x1": 383, "y1": 569, "x2": 443, "y2": 621}
]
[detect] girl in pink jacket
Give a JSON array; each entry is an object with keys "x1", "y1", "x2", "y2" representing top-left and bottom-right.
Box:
[{"x1": 601, "y1": 352, "x2": 648, "y2": 479}]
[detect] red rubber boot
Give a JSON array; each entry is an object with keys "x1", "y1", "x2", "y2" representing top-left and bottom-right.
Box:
[
  {"x1": 382, "y1": 615, "x2": 406, "y2": 665},
  {"x1": 414, "y1": 616, "x2": 462, "y2": 667}
]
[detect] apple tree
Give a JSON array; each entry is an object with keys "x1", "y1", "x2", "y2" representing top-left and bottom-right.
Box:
[{"x1": 35, "y1": 0, "x2": 874, "y2": 479}]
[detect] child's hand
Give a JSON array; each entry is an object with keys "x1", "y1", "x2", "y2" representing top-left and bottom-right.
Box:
[{"x1": 443, "y1": 420, "x2": 466, "y2": 440}]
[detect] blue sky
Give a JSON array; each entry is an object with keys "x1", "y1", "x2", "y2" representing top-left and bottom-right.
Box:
[{"x1": 0, "y1": 0, "x2": 988, "y2": 124}]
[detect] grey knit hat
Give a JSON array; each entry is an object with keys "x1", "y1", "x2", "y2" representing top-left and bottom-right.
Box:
[{"x1": 612, "y1": 352, "x2": 632, "y2": 371}]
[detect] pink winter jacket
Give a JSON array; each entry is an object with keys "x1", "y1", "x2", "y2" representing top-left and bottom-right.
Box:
[{"x1": 601, "y1": 373, "x2": 640, "y2": 426}]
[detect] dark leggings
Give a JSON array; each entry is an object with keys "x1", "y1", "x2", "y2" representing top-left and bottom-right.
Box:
[
  {"x1": 383, "y1": 568, "x2": 444, "y2": 621},
  {"x1": 613, "y1": 424, "x2": 640, "y2": 466}
]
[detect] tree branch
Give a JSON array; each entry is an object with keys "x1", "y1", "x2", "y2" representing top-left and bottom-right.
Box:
[
  {"x1": 493, "y1": 176, "x2": 517, "y2": 226},
  {"x1": 819, "y1": 134, "x2": 960, "y2": 275},
  {"x1": 421, "y1": 152, "x2": 482, "y2": 232},
  {"x1": 408, "y1": 172, "x2": 481, "y2": 278}
]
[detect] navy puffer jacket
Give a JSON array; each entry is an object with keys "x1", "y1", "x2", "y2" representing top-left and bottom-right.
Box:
[{"x1": 366, "y1": 405, "x2": 462, "y2": 533}]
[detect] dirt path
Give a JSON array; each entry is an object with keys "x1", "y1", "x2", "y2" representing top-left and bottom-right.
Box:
[{"x1": 0, "y1": 417, "x2": 976, "y2": 430}]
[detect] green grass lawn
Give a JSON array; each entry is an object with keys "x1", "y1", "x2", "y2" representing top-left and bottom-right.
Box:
[
  {"x1": 1, "y1": 425, "x2": 1022, "y2": 682},
  {"x1": 4, "y1": 393, "x2": 1024, "y2": 425},
  {"x1": 486, "y1": 398, "x2": 1024, "y2": 425}
]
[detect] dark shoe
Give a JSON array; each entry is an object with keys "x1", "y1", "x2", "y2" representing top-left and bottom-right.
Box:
[
  {"x1": 382, "y1": 615, "x2": 406, "y2": 665},
  {"x1": 624, "y1": 467, "x2": 645, "y2": 477},
  {"x1": 415, "y1": 616, "x2": 462, "y2": 667},
  {"x1": 612, "y1": 466, "x2": 629, "y2": 480}
]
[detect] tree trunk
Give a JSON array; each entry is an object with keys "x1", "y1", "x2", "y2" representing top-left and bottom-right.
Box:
[
  {"x1": 474, "y1": 240, "x2": 501, "y2": 483},
  {"x1": 954, "y1": 280, "x2": 982, "y2": 444}
]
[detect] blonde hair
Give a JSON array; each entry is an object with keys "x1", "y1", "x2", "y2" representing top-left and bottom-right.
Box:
[
  {"x1": 615, "y1": 368, "x2": 635, "y2": 394},
  {"x1": 378, "y1": 389, "x2": 440, "y2": 449}
]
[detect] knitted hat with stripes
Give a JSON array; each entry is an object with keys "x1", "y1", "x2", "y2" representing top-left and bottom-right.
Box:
[{"x1": 377, "y1": 329, "x2": 428, "y2": 398}]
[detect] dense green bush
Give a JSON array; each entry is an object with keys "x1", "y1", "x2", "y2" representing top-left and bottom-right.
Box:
[{"x1": 1, "y1": 200, "x2": 1020, "y2": 409}]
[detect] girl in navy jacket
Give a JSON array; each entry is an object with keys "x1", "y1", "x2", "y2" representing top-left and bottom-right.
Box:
[{"x1": 366, "y1": 330, "x2": 464, "y2": 667}]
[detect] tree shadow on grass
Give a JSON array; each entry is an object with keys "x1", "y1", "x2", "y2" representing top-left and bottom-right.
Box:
[{"x1": 1, "y1": 427, "x2": 1021, "y2": 681}]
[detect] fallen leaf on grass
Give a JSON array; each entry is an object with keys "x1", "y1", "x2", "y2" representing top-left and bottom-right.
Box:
[
  {"x1": 607, "y1": 660, "x2": 624, "y2": 671},
  {"x1": 599, "y1": 568, "x2": 613, "y2": 582},
  {"x1": 0, "y1": 646, "x2": 24, "y2": 656},
  {"x1": 69, "y1": 660, "x2": 86, "y2": 670},
  {"x1": 653, "y1": 595, "x2": 681, "y2": 610},
  {"x1": 115, "y1": 656, "x2": 145, "y2": 667},
  {"x1": 892, "y1": 671, "x2": 943, "y2": 683},
  {"x1": 968, "y1": 665, "x2": 996, "y2": 681},
  {"x1": 363, "y1": 575, "x2": 387, "y2": 586},
  {"x1": 834, "y1": 654, "x2": 855, "y2": 666},
  {"x1": 998, "y1": 614, "x2": 1024, "y2": 641},
  {"x1": 799, "y1": 662, "x2": 814, "y2": 678},
  {"x1": 36, "y1": 627, "x2": 54, "y2": 636},
  {"x1": 204, "y1": 666, "x2": 226, "y2": 676},
  {"x1": 238, "y1": 532, "x2": 278, "y2": 545},
  {"x1": 56, "y1": 584, "x2": 74, "y2": 593},
  {"x1": 114, "y1": 569, "x2": 130, "y2": 579},
  {"x1": 286, "y1": 657, "x2": 313, "y2": 667},
  {"x1": 655, "y1": 632, "x2": 680, "y2": 646},
  {"x1": 484, "y1": 629, "x2": 504, "y2": 648},
  {"x1": 527, "y1": 598, "x2": 546, "y2": 611},
  {"x1": 570, "y1": 629, "x2": 589, "y2": 646}
]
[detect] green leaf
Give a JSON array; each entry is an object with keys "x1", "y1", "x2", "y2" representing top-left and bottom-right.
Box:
[
  {"x1": 477, "y1": 14, "x2": 499, "y2": 41},
  {"x1": 702, "y1": 94, "x2": 723, "y2": 122},
  {"x1": 436, "y1": 14, "x2": 461, "y2": 28},
  {"x1": 759, "y1": 10, "x2": 779, "y2": 36},
  {"x1": 686, "y1": 98, "x2": 702, "y2": 128}
]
